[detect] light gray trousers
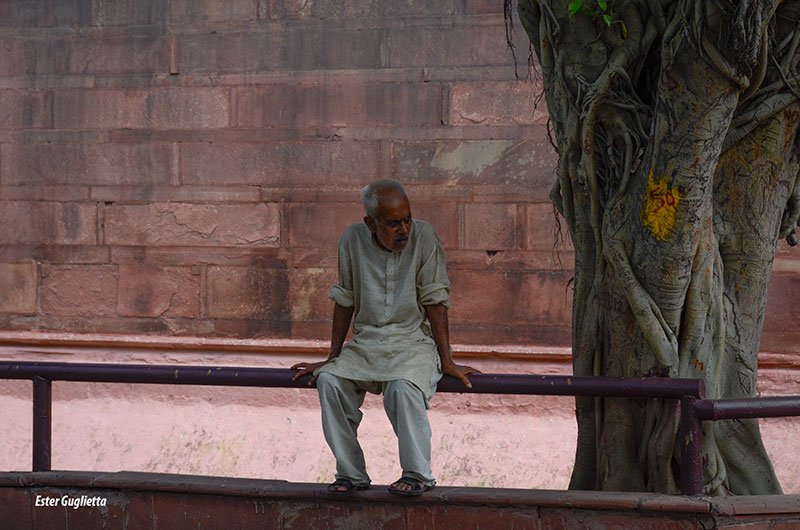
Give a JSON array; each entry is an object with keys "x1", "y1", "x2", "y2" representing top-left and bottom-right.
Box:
[{"x1": 316, "y1": 372, "x2": 437, "y2": 487}]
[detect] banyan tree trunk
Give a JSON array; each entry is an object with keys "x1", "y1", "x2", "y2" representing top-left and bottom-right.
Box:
[{"x1": 515, "y1": 0, "x2": 800, "y2": 494}]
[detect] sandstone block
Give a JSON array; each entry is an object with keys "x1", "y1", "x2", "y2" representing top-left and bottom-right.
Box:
[
  {"x1": 0, "y1": 0, "x2": 80, "y2": 27},
  {"x1": 463, "y1": 203, "x2": 518, "y2": 250},
  {"x1": 0, "y1": 91, "x2": 48, "y2": 129},
  {"x1": 111, "y1": 247, "x2": 283, "y2": 268},
  {"x1": 289, "y1": 320, "x2": 329, "y2": 340},
  {"x1": 2, "y1": 34, "x2": 168, "y2": 76},
  {"x1": 0, "y1": 262, "x2": 37, "y2": 314},
  {"x1": 448, "y1": 248, "x2": 574, "y2": 272},
  {"x1": 206, "y1": 266, "x2": 289, "y2": 321},
  {"x1": 236, "y1": 83, "x2": 441, "y2": 128},
  {"x1": 764, "y1": 273, "x2": 800, "y2": 331},
  {"x1": 287, "y1": 203, "x2": 362, "y2": 250},
  {"x1": 104, "y1": 203, "x2": 280, "y2": 247},
  {"x1": 90, "y1": 185, "x2": 261, "y2": 203},
  {"x1": 287, "y1": 248, "x2": 339, "y2": 269},
  {"x1": 391, "y1": 138, "x2": 557, "y2": 195},
  {"x1": 387, "y1": 24, "x2": 520, "y2": 68},
  {"x1": 1, "y1": 143, "x2": 172, "y2": 186},
  {"x1": 412, "y1": 202, "x2": 459, "y2": 249},
  {"x1": 170, "y1": 0, "x2": 257, "y2": 23},
  {"x1": 178, "y1": 28, "x2": 382, "y2": 73},
  {"x1": 270, "y1": 0, "x2": 457, "y2": 19},
  {"x1": 181, "y1": 142, "x2": 379, "y2": 187},
  {"x1": 1, "y1": 186, "x2": 90, "y2": 201},
  {"x1": 117, "y1": 264, "x2": 200, "y2": 318},
  {"x1": 212, "y1": 317, "x2": 291, "y2": 337},
  {"x1": 462, "y1": 0, "x2": 504, "y2": 15},
  {"x1": 0, "y1": 245, "x2": 110, "y2": 264},
  {"x1": 41, "y1": 265, "x2": 118, "y2": 317},
  {"x1": 68, "y1": 33, "x2": 168, "y2": 75},
  {"x1": 524, "y1": 203, "x2": 571, "y2": 252},
  {"x1": 760, "y1": 331, "x2": 800, "y2": 355},
  {"x1": 5, "y1": 314, "x2": 214, "y2": 335},
  {"x1": 448, "y1": 269, "x2": 572, "y2": 326},
  {"x1": 0, "y1": 202, "x2": 96, "y2": 245},
  {"x1": 289, "y1": 267, "x2": 338, "y2": 322},
  {"x1": 450, "y1": 81, "x2": 548, "y2": 126},
  {"x1": 91, "y1": 0, "x2": 156, "y2": 26},
  {"x1": 53, "y1": 88, "x2": 230, "y2": 130}
]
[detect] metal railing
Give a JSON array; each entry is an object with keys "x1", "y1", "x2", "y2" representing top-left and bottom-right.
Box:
[{"x1": 2, "y1": 360, "x2": 800, "y2": 496}]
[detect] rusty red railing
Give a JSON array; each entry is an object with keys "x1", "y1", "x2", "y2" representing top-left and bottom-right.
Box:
[{"x1": 2, "y1": 360, "x2": 799, "y2": 496}]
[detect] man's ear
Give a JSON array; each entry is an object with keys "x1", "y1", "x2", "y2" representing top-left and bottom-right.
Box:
[{"x1": 364, "y1": 216, "x2": 376, "y2": 233}]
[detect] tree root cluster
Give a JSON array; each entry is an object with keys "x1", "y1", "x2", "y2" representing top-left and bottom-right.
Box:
[{"x1": 511, "y1": 0, "x2": 800, "y2": 494}]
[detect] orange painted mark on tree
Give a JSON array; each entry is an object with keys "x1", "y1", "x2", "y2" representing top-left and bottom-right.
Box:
[
  {"x1": 692, "y1": 358, "x2": 705, "y2": 372},
  {"x1": 641, "y1": 169, "x2": 681, "y2": 241}
]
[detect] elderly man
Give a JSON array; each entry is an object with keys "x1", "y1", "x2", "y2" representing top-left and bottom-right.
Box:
[{"x1": 292, "y1": 179, "x2": 478, "y2": 496}]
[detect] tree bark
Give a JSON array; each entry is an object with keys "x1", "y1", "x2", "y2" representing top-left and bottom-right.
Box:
[{"x1": 515, "y1": 0, "x2": 800, "y2": 494}]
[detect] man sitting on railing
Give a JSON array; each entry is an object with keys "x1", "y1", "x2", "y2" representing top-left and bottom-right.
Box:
[{"x1": 292, "y1": 179, "x2": 478, "y2": 497}]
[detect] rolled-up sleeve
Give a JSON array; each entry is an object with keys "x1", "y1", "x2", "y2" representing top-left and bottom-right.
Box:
[
  {"x1": 417, "y1": 229, "x2": 450, "y2": 308},
  {"x1": 328, "y1": 232, "x2": 355, "y2": 308}
]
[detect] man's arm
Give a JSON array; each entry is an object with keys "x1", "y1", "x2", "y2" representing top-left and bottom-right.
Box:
[
  {"x1": 291, "y1": 303, "x2": 354, "y2": 384},
  {"x1": 424, "y1": 303, "x2": 479, "y2": 388}
]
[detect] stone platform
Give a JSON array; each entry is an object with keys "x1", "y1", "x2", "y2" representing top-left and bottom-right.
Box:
[{"x1": 2, "y1": 471, "x2": 799, "y2": 529}]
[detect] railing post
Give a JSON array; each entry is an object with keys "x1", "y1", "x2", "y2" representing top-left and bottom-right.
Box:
[
  {"x1": 680, "y1": 396, "x2": 703, "y2": 495},
  {"x1": 32, "y1": 376, "x2": 52, "y2": 472}
]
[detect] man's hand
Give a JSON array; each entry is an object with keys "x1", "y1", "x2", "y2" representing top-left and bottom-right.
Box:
[
  {"x1": 442, "y1": 361, "x2": 480, "y2": 389},
  {"x1": 291, "y1": 360, "x2": 329, "y2": 385}
]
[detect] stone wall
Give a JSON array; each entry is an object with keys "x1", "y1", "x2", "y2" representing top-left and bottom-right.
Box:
[{"x1": 0, "y1": 0, "x2": 797, "y2": 353}]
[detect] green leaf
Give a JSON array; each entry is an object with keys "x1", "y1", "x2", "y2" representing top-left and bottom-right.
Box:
[
  {"x1": 597, "y1": 0, "x2": 607, "y2": 10},
  {"x1": 568, "y1": 0, "x2": 583, "y2": 16},
  {"x1": 621, "y1": 20, "x2": 628, "y2": 38},
  {"x1": 603, "y1": 13, "x2": 612, "y2": 26}
]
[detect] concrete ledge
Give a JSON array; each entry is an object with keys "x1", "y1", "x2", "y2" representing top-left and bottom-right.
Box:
[
  {"x1": 0, "y1": 330, "x2": 574, "y2": 363},
  {"x1": 2, "y1": 471, "x2": 799, "y2": 529},
  {"x1": 0, "y1": 471, "x2": 713, "y2": 512}
]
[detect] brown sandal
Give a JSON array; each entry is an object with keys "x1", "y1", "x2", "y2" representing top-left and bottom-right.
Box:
[
  {"x1": 326, "y1": 478, "x2": 369, "y2": 496},
  {"x1": 388, "y1": 477, "x2": 434, "y2": 497}
]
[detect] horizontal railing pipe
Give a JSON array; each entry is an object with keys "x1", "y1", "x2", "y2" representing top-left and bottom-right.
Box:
[
  {"x1": 694, "y1": 396, "x2": 800, "y2": 421},
  {"x1": 0, "y1": 362, "x2": 706, "y2": 399}
]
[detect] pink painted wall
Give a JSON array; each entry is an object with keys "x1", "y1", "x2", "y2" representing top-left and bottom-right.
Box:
[{"x1": 0, "y1": 0, "x2": 798, "y2": 355}]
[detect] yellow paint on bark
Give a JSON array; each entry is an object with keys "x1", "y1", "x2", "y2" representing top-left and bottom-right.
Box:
[{"x1": 641, "y1": 170, "x2": 681, "y2": 241}]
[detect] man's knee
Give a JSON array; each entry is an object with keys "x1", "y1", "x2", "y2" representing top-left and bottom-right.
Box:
[
  {"x1": 316, "y1": 372, "x2": 341, "y2": 399},
  {"x1": 384, "y1": 380, "x2": 422, "y2": 406},
  {"x1": 316, "y1": 372, "x2": 336, "y2": 387}
]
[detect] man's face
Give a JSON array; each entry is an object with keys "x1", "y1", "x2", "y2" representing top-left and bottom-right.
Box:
[{"x1": 365, "y1": 194, "x2": 412, "y2": 252}]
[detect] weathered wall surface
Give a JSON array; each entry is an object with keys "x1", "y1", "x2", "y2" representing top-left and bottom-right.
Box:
[
  {"x1": 0, "y1": 0, "x2": 798, "y2": 354},
  {"x1": 0, "y1": 0, "x2": 573, "y2": 348}
]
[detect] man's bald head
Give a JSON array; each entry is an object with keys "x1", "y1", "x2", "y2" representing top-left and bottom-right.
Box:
[{"x1": 360, "y1": 179, "x2": 408, "y2": 219}]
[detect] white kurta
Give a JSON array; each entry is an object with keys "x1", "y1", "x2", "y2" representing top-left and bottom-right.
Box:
[{"x1": 316, "y1": 219, "x2": 450, "y2": 399}]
